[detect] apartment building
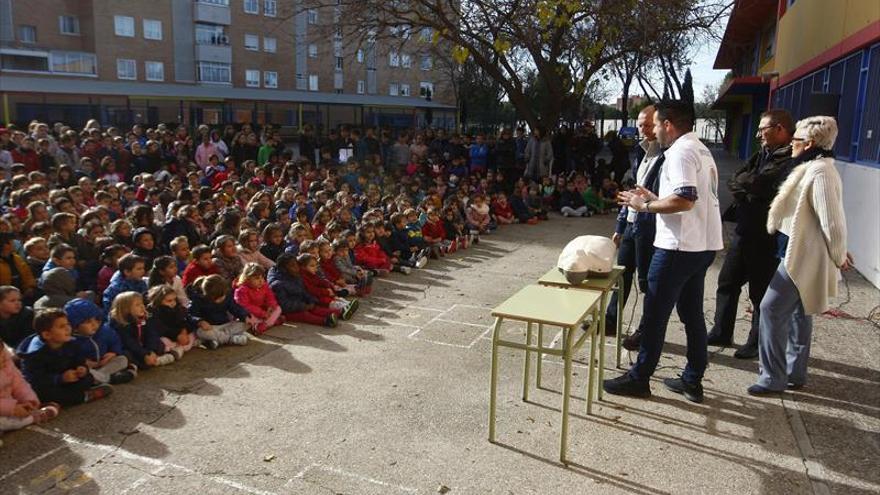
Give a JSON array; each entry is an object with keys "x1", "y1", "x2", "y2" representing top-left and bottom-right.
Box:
[{"x1": 0, "y1": 0, "x2": 457, "y2": 130}]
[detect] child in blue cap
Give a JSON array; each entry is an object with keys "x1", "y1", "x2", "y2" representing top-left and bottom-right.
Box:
[{"x1": 65, "y1": 298, "x2": 136, "y2": 384}]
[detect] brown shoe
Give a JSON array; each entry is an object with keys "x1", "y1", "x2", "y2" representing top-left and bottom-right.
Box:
[{"x1": 622, "y1": 331, "x2": 642, "y2": 351}]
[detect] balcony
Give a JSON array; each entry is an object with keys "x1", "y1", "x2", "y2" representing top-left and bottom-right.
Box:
[
  {"x1": 194, "y1": 2, "x2": 231, "y2": 25},
  {"x1": 195, "y1": 43, "x2": 231, "y2": 64}
]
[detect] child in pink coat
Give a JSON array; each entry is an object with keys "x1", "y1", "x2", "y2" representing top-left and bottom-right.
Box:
[
  {"x1": 1, "y1": 343, "x2": 59, "y2": 432},
  {"x1": 233, "y1": 263, "x2": 282, "y2": 335}
]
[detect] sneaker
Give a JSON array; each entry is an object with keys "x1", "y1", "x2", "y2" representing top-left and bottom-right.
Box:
[
  {"x1": 622, "y1": 330, "x2": 642, "y2": 351},
  {"x1": 168, "y1": 347, "x2": 184, "y2": 361},
  {"x1": 84, "y1": 384, "x2": 113, "y2": 402},
  {"x1": 109, "y1": 369, "x2": 135, "y2": 385},
  {"x1": 416, "y1": 256, "x2": 428, "y2": 269},
  {"x1": 469, "y1": 229, "x2": 479, "y2": 235},
  {"x1": 127, "y1": 364, "x2": 138, "y2": 377},
  {"x1": 473, "y1": 235, "x2": 480, "y2": 245},
  {"x1": 562, "y1": 210, "x2": 570, "y2": 217},
  {"x1": 202, "y1": 339, "x2": 220, "y2": 350},
  {"x1": 230, "y1": 334, "x2": 249, "y2": 346},
  {"x1": 747, "y1": 384, "x2": 783, "y2": 396},
  {"x1": 399, "y1": 265, "x2": 412, "y2": 275},
  {"x1": 342, "y1": 299, "x2": 359, "y2": 320},
  {"x1": 155, "y1": 353, "x2": 176, "y2": 366},
  {"x1": 603, "y1": 373, "x2": 651, "y2": 398},
  {"x1": 324, "y1": 314, "x2": 339, "y2": 328},
  {"x1": 33, "y1": 404, "x2": 60, "y2": 424},
  {"x1": 663, "y1": 377, "x2": 704, "y2": 403}
]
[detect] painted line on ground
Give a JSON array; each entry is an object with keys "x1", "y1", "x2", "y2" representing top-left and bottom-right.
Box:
[
  {"x1": 0, "y1": 445, "x2": 66, "y2": 483},
  {"x1": 288, "y1": 463, "x2": 417, "y2": 493},
  {"x1": 26, "y1": 426, "x2": 278, "y2": 495},
  {"x1": 119, "y1": 466, "x2": 166, "y2": 495}
]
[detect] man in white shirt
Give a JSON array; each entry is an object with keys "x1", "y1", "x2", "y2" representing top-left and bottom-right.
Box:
[{"x1": 603, "y1": 100, "x2": 723, "y2": 403}]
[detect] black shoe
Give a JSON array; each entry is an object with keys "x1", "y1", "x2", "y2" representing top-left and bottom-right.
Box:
[
  {"x1": 109, "y1": 369, "x2": 135, "y2": 385},
  {"x1": 747, "y1": 384, "x2": 783, "y2": 396},
  {"x1": 787, "y1": 382, "x2": 805, "y2": 390},
  {"x1": 604, "y1": 319, "x2": 617, "y2": 337},
  {"x1": 663, "y1": 377, "x2": 704, "y2": 403},
  {"x1": 734, "y1": 344, "x2": 758, "y2": 359},
  {"x1": 706, "y1": 332, "x2": 732, "y2": 346},
  {"x1": 603, "y1": 373, "x2": 651, "y2": 398},
  {"x1": 202, "y1": 339, "x2": 220, "y2": 350},
  {"x1": 622, "y1": 331, "x2": 642, "y2": 351}
]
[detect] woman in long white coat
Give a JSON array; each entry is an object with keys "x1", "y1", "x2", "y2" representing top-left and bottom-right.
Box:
[{"x1": 749, "y1": 116, "x2": 853, "y2": 395}]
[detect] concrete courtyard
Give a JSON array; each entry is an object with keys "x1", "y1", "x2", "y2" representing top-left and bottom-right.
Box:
[{"x1": 2, "y1": 152, "x2": 878, "y2": 495}]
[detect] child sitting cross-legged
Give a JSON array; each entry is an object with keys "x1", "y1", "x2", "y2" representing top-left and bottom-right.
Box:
[
  {"x1": 65, "y1": 298, "x2": 137, "y2": 385},
  {"x1": 144, "y1": 285, "x2": 200, "y2": 360},
  {"x1": 353, "y1": 225, "x2": 395, "y2": 275},
  {"x1": 111, "y1": 291, "x2": 175, "y2": 369},
  {"x1": 0, "y1": 339, "x2": 60, "y2": 433},
  {"x1": 234, "y1": 263, "x2": 283, "y2": 335},
  {"x1": 16, "y1": 309, "x2": 113, "y2": 407},
  {"x1": 187, "y1": 275, "x2": 250, "y2": 349},
  {"x1": 317, "y1": 239, "x2": 356, "y2": 296},
  {"x1": 421, "y1": 208, "x2": 452, "y2": 256},
  {"x1": 297, "y1": 254, "x2": 358, "y2": 320},
  {"x1": 102, "y1": 253, "x2": 148, "y2": 311},
  {"x1": 268, "y1": 253, "x2": 339, "y2": 328},
  {"x1": 332, "y1": 239, "x2": 373, "y2": 296}
]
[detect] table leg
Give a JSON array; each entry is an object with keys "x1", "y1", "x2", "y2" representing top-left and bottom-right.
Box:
[
  {"x1": 598, "y1": 307, "x2": 605, "y2": 400},
  {"x1": 616, "y1": 276, "x2": 624, "y2": 369},
  {"x1": 536, "y1": 323, "x2": 544, "y2": 389},
  {"x1": 523, "y1": 322, "x2": 533, "y2": 401},
  {"x1": 586, "y1": 314, "x2": 598, "y2": 415},
  {"x1": 488, "y1": 317, "x2": 503, "y2": 443},
  {"x1": 560, "y1": 326, "x2": 574, "y2": 464}
]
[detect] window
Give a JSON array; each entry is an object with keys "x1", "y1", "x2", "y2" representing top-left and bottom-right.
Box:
[
  {"x1": 244, "y1": 34, "x2": 259, "y2": 51},
  {"x1": 308, "y1": 9, "x2": 318, "y2": 24},
  {"x1": 333, "y1": 40, "x2": 342, "y2": 56},
  {"x1": 357, "y1": 80, "x2": 365, "y2": 94},
  {"x1": 1, "y1": 53, "x2": 49, "y2": 71},
  {"x1": 264, "y1": 71, "x2": 278, "y2": 88},
  {"x1": 763, "y1": 24, "x2": 776, "y2": 62},
  {"x1": 59, "y1": 15, "x2": 79, "y2": 35},
  {"x1": 243, "y1": 0, "x2": 258, "y2": 13},
  {"x1": 400, "y1": 83, "x2": 411, "y2": 96},
  {"x1": 264, "y1": 37, "x2": 276, "y2": 53},
  {"x1": 309, "y1": 74, "x2": 318, "y2": 91},
  {"x1": 389, "y1": 82, "x2": 399, "y2": 96},
  {"x1": 356, "y1": 49, "x2": 364, "y2": 63},
  {"x1": 198, "y1": 0, "x2": 229, "y2": 5},
  {"x1": 401, "y1": 53, "x2": 412, "y2": 68},
  {"x1": 419, "y1": 81, "x2": 434, "y2": 98},
  {"x1": 199, "y1": 61, "x2": 231, "y2": 83},
  {"x1": 263, "y1": 0, "x2": 276, "y2": 17},
  {"x1": 18, "y1": 25, "x2": 36, "y2": 43},
  {"x1": 420, "y1": 27, "x2": 432, "y2": 42},
  {"x1": 389, "y1": 51, "x2": 400, "y2": 67},
  {"x1": 308, "y1": 44, "x2": 317, "y2": 58},
  {"x1": 145, "y1": 61, "x2": 164, "y2": 81},
  {"x1": 143, "y1": 19, "x2": 162, "y2": 40},
  {"x1": 335, "y1": 56, "x2": 343, "y2": 70},
  {"x1": 421, "y1": 55, "x2": 432, "y2": 71},
  {"x1": 116, "y1": 58, "x2": 137, "y2": 80},
  {"x1": 49, "y1": 51, "x2": 96, "y2": 75},
  {"x1": 334, "y1": 72, "x2": 343, "y2": 89},
  {"x1": 245, "y1": 69, "x2": 260, "y2": 87},
  {"x1": 195, "y1": 23, "x2": 228, "y2": 45},
  {"x1": 114, "y1": 16, "x2": 135, "y2": 37},
  {"x1": 296, "y1": 73, "x2": 306, "y2": 90}
]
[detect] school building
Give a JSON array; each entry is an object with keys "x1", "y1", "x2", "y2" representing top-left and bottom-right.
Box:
[
  {"x1": 0, "y1": 0, "x2": 458, "y2": 131},
  {"x1": 713, "y1": 0, "x2": 880, "y2": 286}
]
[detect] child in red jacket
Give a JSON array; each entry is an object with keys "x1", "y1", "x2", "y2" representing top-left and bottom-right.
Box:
[
  {"x1": 491, "y1": 193, "x2": 516, "y2": 225},
  {"x1": 181, "y1": 246, "x2": 220, "y2": 286},
  {"x1": 354, "y1": 226, "x2": 393, "y2": 274},
  {"x1": 421, "y1": 208, "x2": 452, "y2": 256},
  {"x1": 317, "y1": 240, "x2": 356, "y2": 295},
  {"x1": 233, "y1": 263, "x2": 282, "y2": 334},
  {"x1": 297, "y1": 254, "x2": 358, "y2": 320}
]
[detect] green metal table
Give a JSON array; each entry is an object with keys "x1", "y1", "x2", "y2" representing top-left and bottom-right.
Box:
[
  {"x1": 488, "y1": 284, "x2": 602, "y2": 464},
  {"x1": 537, "y1": 266, "x2": 626, "y2": 377}
]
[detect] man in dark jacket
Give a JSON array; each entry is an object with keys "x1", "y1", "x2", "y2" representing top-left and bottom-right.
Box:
[{"x1": 708, "y1": 109, "x2": 794, "y2": 358}]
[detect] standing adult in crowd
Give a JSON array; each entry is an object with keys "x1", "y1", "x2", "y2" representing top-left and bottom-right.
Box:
[
  {"x1": 604, "y1": 100, "x2": 723, "y2": 403},
  {"x1": 749, "y1": 116, "x2": 851, "y2": 395},
  {"x1": 606, "y1": 105, "x2": 664, "y2": 341},
  {"x1": 708, "y1": 110, "x2": 794, "y2": 359},
  {"x1": 524, "y1": 126, "x2": 553, "y2": 181}
]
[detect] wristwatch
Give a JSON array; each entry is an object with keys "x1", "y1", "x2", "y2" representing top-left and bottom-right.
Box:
[{"x1": 644, "y1": 200, "x2": 652, "y2": 213}]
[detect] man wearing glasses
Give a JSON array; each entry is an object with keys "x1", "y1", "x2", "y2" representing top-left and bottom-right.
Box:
[{"x1": 707, "y1": 110, "x2": 794, "y2": 359}]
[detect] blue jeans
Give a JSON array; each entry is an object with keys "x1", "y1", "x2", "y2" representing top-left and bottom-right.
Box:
[
  {"x1": 606, "y1": 223, "x2": 635, "y2": 326},
  {"x1": 629, "y1": 248, "x2": 716, "y2": 384},
  {"x1": 756, "y1": 264, "x2": 813, "y2": 390}
]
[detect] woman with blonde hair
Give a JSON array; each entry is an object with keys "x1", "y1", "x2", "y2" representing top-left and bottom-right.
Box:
[{"x1": 749, "y1": 116, "x2": 853, "y2": 395}]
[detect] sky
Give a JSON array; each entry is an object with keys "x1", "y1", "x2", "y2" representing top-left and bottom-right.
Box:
[{"x1": 603, "y1": 33, "x2": 730, "y2": 104}]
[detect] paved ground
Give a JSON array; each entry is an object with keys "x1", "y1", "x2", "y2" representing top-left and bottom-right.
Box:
[{"x1": 2, "y1": 149, "x2": 878, "y2": 495}]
